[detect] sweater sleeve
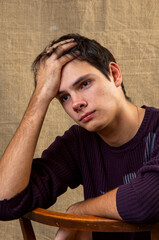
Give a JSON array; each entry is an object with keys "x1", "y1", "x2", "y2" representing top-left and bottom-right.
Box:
[
  {"x1": 116, "y1": 112, "x2": 159, "y2": 224},
  {"x1": 117, "y1": 156, "x2": 159, "y2": 224},
  {"x1": 0, "y1": 126, "x2": 82, "y2": 220}
]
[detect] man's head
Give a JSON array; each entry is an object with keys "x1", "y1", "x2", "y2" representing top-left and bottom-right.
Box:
[
  {"x1": 58, "y1": 58, "x2": 125, "y2": 133},
  {"x1": 32, "y1": 33, "x2": 130, "y2": 101}
]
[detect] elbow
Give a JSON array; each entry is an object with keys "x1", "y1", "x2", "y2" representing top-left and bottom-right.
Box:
[
  {"x1": 130, "y1": 212, "x2": 159, "y2": 224},
  {"x1": 0, "y1": 188, "x2": 30, "y2": 221},
  {"x1": 117, "y1": 180, "x2": 159, "y2": 224},
  {"x1": 133, "y1": 205, "x2": 159, "y2": 224},
  {"x1": 122, "y1": 198, "x2": 159, "y2": 224}
]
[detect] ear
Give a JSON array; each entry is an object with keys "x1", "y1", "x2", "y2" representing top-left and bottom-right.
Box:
[{"x1": 109, "y1": 62, "x2": 122, "y2": 87}]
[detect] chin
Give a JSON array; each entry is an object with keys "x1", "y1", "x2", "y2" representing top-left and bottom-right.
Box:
[{"x1": 80, "y1": 122, "x2": 105, "y2": 133}]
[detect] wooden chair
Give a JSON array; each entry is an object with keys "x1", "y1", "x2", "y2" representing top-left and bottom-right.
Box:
[{"x1": 19, "y1": 208, "x2": 159, "y2": 240}]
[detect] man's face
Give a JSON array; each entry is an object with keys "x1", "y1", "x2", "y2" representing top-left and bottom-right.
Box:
[{"x1": 57, "y1": 59, "x2": 122, "y2": 134}]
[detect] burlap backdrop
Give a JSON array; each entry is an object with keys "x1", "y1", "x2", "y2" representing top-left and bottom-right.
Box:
[{"x1": 0, "y1": 0, "x2": 159, "y2": 239}]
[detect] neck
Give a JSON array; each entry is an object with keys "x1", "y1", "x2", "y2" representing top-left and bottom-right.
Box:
[{"x1": 97, "y1": 102, "x2": 145, "y2": 147}]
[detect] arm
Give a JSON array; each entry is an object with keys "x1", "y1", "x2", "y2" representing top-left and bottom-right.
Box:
[
  {"x1": 67, "y1": 158, "x2": 159, "y2": 224},
  {"x1": 67, "y1": 157, "x2": 159, "y2": 224},
  {"x1": 0, "y1": 39, "x2": 77, "y2": 200},
  {"x1": 55, "y1": 188, "x2": 121, "y2": 240},
  {"x1": 55, "y1": 157, "x2": 159, "y2": 239},
  {"x1": 0, "y1": 91, "x2": 49, "y2": 200},
  {"x1": 67, "y1": 187, "x2": 122, "y2": 220}
]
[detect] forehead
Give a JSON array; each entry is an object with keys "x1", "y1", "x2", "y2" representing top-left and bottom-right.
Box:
[
  {"x1": 60, "y1": 59, "x2": 102, "y2": 90},
  {"x1": 61, "y1": 59, "x2": 98, "y2": 78}
]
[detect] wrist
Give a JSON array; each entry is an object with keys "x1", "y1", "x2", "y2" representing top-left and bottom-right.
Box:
[
  {"x1": 67, "y1": 200, "x2": 90, "y2": 216},
  {"x1": 23, "y1": 89, "x2": 52, "y2": 124},
  {"x1": 67, "y1": 202, "x2": 84, "y2": 215},
  {"x1": 33, "y1": 87, "x2": 54, "y2": 106},
  {"x1": 34, "y1": 81, "x2": 58, "y2": 103}
]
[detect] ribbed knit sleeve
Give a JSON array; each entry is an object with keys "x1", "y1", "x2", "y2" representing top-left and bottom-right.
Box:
[
  {"x1": 0, "y1": 126, "x2": 82, "y2": 220},
  {"x1": 117, "y1": 156, "x2": 159, "y2": 223},
  {"x1": 116, "y1": 107, "x2": 159, "y2": 224}
]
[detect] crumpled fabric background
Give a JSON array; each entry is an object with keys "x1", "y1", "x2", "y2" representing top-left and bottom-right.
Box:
[{"x1": 0, "y1": 0, "x2": 159, "y2": 239}]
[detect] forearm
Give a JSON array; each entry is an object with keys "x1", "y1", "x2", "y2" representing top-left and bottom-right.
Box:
[
  {"x1": 67, "y1": 187, "x2": 122, "y2": 221},
  {"x1": 0, "y1": 90, "x2": 50, "y2": 200}
]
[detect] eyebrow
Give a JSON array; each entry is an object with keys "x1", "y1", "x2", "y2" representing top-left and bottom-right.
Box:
[{"x1": 57, "y1": 73, "x2": 93, "y2": 96}]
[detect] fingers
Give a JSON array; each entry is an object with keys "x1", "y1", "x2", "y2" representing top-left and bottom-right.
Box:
[
  {"x1": 45, "y1": 38, "x2": 75, "y2": 54},
  {"x1": 52, "y1": 38, "x2": 75, "y2": 49},
  {"x1": 44, "y1": 39, "x2": 79, "y2": 69},
  {"x1": 57, "y1": 50, "x2": 80, "y2": 66},
  {"x1": 34, "y1": 38, "x2": 80, "y2": 100},
  {"x1": 55, "y1": 228, "x2": 92, "y2": 240},
  {"x1": 46, "y1": 39, "x2": 78, "y2": 61},
  {"x1": 55, "y1": 228, "x2": 76, "y2": 240}
]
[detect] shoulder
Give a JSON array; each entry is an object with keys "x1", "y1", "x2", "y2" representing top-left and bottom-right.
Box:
[
  {"x1": 143, "y1": 105, "x2": 159, "y2": 115},
  {"x1": 142, "y1": 106, "x2": 159, "y2": 129}
]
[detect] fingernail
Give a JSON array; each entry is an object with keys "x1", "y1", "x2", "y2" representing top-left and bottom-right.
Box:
[
  {"x1": 69, "y1": 38, "x2": 75, "y2": 42},
  {"x1": 75, "y1": 50, "x2": 80, "y2": 53}
]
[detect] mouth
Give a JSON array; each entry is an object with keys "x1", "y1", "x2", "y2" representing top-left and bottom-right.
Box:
[{"x1": 79, "y1": 111, "x2": 96, "y2": 123}]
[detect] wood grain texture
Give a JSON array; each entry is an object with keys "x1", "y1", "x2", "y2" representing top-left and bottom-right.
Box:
[{"x1": 20, "y1": 208, "x2": 159, "y2": 240}]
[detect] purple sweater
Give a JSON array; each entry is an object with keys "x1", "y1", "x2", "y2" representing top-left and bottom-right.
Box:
[{"x1": 1, "y1": 106, "x2": 159, "y2": 240}]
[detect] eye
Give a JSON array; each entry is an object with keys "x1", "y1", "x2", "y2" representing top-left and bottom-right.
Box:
[
  {"x1": 81, "y1": 80, "x2": 90, "y2": 88},
  {"x1": 60, "y1": 95, "x2": 70, "y2": 103}
]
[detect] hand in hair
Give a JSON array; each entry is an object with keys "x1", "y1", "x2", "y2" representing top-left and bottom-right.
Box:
[{"x1": 34, "y1": 39, "x2": 78, "y2": 102}]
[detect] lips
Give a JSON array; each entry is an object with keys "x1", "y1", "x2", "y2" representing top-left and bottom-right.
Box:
[{"x1": 80, "y1": 111, "x2": 96, "y2": 123}]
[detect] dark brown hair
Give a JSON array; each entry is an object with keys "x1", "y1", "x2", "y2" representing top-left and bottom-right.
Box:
[{"x1": 32, "y1": 33, "x2": 130, "y2": 101}]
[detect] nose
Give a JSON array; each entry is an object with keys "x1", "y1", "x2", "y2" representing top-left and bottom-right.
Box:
[{"x1": 72, "y1": 98, "x2": 87, "y2": 112}]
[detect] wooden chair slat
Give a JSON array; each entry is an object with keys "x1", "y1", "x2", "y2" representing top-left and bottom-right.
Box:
[{"x1": 19, "y1": 208, "x2": 159, "y2": 240}]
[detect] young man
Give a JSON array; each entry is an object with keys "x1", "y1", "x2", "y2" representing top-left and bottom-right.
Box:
[{"x1": 0, "y1": 34, "x2": 159, "y2": 240}]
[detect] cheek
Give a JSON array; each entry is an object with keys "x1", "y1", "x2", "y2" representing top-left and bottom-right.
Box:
[
  {"x1": 97, "y1": 85, "x2": 117, "y2": 103},
  {"x1": 92, "y1": 88, "x2": 110, "y2": 105},
  {"x1": 63, "y1": 103, "x2": 75, "y2": 119},
  {"x1": 93, "y1": 89, "x2": 118, "y2": 116},
  {"x1": 62, "y1": 102, "x2": 71, "y2": 114}
]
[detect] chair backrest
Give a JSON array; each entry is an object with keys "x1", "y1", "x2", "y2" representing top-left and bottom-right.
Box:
[{"x1": 19, "y1": 208, "x2": 159, "y2": 240}]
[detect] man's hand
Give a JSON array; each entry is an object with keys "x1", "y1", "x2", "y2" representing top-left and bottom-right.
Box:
[
  {"x1": 35, "y1": 39, "x2": 78, "y2": 101},
  {"x1": 54, "y1": 188, "x2": 122, "y2": 240},
  {"x1": 55, "y1": 228, "x2": 92, "y2": 240}
]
